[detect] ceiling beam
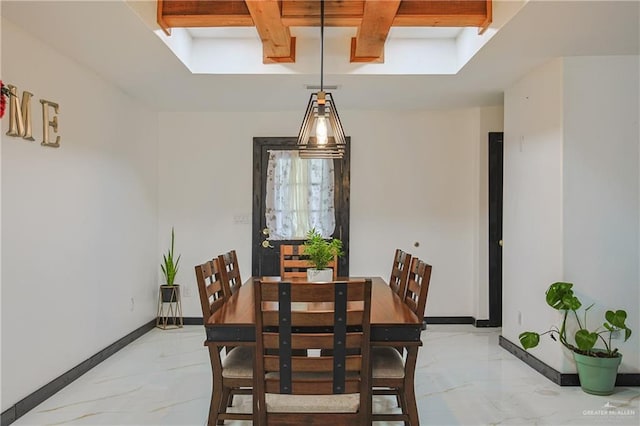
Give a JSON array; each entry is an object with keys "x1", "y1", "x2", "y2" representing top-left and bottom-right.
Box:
[
  {"x1": 157, "y1": 0, "x2": 493, "y2": 62},
  {"x1": 351, "y1": 0, "x2": 401, "y2": 63},
  {"x1": 158, "y1": 0, "x2": 491, "y2": 28},
  {"x1": 393, "y1": 0, "x2": 490, "y2": 26},
  {"x1": 245, "y1": 0, "x2": 296, "y2": 63},
  {"x1": 158, "y1": 0, "x2": 253, "y2": 32},
  {"x1": 281, "y1": 0, "x2": 364, "y2": 26}
]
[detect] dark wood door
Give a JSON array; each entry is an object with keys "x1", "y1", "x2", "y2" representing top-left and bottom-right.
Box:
[
  {"x1": 251, "y1": 137, "x2": 350, "y2": 277},
  {"x1": 488, "y1": 132, "x2": 503, "y2": 326}
]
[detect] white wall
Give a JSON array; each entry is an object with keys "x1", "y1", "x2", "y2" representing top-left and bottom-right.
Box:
[
  {"x1": 1, "y1": 18, "x2": 159, "y2": 409},
  {"x1": 158, "y1": 107, "x2": 503, "y2": 318},
  {"x1": 563, "y1": 56, "x2": 639, "y2": 373},
  {"x1": 502, "y1": 56, "x2": 639, "y2": 373},
  {"x1": 503, "y1": 59, "x2": 566, "y2": 370}
]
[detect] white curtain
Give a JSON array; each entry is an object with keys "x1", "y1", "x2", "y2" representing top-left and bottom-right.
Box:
[{"x1": 265, "y1": 150, "x2": 335, "y2": 240}]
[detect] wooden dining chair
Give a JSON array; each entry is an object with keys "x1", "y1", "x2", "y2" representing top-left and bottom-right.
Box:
[
  {"x1": 372, "y1": 257, "x2": 432, "y2": 425},
  {"x1": 218, "y1": 250, "x2": 242, "y2": 297},
  {"x1": 254, "y1": 278, "x2": 372, "y2": 426},
  {"x1": 280, "y1": 244, "x2": 338, "y2": 280},
  {"x1": 194, "y1": 258, "x2": 253, "y2": 425},
  {"x1": 389, "y1": 249, "x2": 412, "y2": 299}
]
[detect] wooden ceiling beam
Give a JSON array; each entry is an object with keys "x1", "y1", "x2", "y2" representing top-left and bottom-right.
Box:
[
  {"x1": 158, "y1": 0, "x2": 491, "y2": 28},
  {"x1": 158, "y1": 1, "x2": 253, "y2": 32},
  {"x1": 157, "y1": 1, "x2": 493, "y2": 62},
  {"x1": 351, "y1": 0, "x2": 401, "y2": 63},
  {"x1": 393, "y1": 0, "x2": 490, "y2": 26},
  {"x1": 245, "y1": 0, "x2": 296, "y2": 63},
  {"x1": 280, "y1": 1, "x2": 363, "y2": 27}
]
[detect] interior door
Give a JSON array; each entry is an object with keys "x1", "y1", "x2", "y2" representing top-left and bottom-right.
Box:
[
  {"x1": 488, "y1": 132, "x2": 503, "y2": 326},
  {"x1": 252, "y1": 137, "x2": 350, "y2": 277}
]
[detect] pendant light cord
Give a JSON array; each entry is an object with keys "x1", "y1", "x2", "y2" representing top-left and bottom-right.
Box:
[{"x1": 320, "y1": 0, "x2": 324, "y2": 91}]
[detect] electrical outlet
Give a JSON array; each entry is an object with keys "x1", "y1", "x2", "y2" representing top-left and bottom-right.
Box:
[
  {"x1": 183, "y1": 286, "x2": 193, "y2": 298},
  {"x1": 233, "y1": 214, "x2": 251, "y2": 224}
]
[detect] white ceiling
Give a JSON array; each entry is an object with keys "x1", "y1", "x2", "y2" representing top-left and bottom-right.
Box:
[{"x1": 1, "y1": 1, "x2": 638, "y2": 112}]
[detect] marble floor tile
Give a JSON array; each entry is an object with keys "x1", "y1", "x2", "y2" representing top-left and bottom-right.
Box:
[{"x1": 12, "y1": 325, "x2": 640, "y2": 425}]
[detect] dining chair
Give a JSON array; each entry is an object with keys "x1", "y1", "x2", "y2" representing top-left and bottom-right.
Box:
[
  {"x1": 389, "y1": 249, "x2": 412, "y2": 299},
  {"x1": 280, "y1": 244, "x2": 338, "y2": 280},
  {"x1": 194, "y1": 258, "x2": 253, "y2": 425},
  {"x1": 253, "y1": 278, "x2": 372, "y2": 425},
  {"x1": 218, "y1": 250, "x2": 242, "y2": 297},
  {"x1": 372, "y1": 257, "x2": 432, "y2": 425}
]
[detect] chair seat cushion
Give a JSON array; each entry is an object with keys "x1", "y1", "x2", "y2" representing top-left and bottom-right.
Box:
[
  {"x1": 265, "y1": 393, "x2": 360, "y2": 413},
  {"x1": 371, "y1": 347, "x2": 405, "y2": 379},
  {"x1": 222, "y1": 346, "x2": 253, "y2": 378}
]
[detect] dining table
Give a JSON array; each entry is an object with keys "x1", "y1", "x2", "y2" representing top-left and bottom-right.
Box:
[{"x1": 204, "y1": 276, "x2": 423, "y2": 345}]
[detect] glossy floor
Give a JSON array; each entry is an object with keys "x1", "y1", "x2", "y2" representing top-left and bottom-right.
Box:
[{"x1": 13, "y1": 325, "x2": 640, "y2": 425}]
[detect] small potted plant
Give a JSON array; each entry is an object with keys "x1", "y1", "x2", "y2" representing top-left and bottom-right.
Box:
[
  {"x1": 160, "y1": 227, "x2": 181, "y2": 303},
  {"x1": 519, "y1": 281, "x2": 632, "y2": 395},
  {"x1": 303, "y1": 228, "x2": 343, "y2": 282}
]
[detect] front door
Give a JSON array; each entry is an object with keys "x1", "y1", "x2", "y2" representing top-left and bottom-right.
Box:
[{"x1": 251, "y1": 137, "x2": 350, "y2": 277}]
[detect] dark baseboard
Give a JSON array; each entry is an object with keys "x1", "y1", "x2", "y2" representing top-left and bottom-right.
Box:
[
  {"x1": 475, "y1": 319, "x2": 501, "y2": 328},
  {"x1": 499, "y1": 335, "x2": 640, "y2": 387},
  {"x1": 424, "y1": 316, "x2": 475, "y2": 325},
  {"x1": 424, "y1": 316, "x2": 501, "y2": 328},
  {"x1": 183, "y1": 317, "x2": 204, "y2": 325},
  {"x1": 1, "y1": 319, "x2": 156, "y2": 426}
]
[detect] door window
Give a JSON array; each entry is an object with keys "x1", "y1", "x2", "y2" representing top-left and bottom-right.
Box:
[{"x1": 265, "y1": 150, "x2": 335, "y2": 240}]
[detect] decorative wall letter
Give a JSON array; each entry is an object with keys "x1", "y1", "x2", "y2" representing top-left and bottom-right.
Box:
[
  {"x1": 6, "y1": 85, "x2": 35, "y2": 141},
  {"x1": 40, "y1": 99, "x2": 60, "y2": 148}
]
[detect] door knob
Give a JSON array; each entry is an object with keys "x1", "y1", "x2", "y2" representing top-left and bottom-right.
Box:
[
  {"x1": 498, "y1": 239, "x2": 503, "y2": 247},
  {"x1": 262, "y1": 240, "x2": 274, "y2": 249},
  {"x1": 262, "y1": 227, "x2": 270, "y2": 236}
]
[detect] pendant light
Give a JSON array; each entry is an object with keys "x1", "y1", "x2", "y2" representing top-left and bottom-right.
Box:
[{"x1": 297, "y1": 0, "x2": 346, "y2": 159}]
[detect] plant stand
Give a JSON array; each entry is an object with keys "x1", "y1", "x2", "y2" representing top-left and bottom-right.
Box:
[{"x1": 156, "y1": 285, "x2": 183, "y2": 329}]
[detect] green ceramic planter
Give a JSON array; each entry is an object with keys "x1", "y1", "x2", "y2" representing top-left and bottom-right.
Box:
[{"x1": 573, "y1": 351, "x2": 622, "y2": 396}]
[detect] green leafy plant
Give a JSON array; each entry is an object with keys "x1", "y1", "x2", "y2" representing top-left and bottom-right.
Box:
[
  {"x1": 161, "y1": 227, "x2": 181, "y2": 286},
  {"x1": 519, "y1": 282, "x2": 632, "y2": 358},
  {"x1": 303, "y1": 228, "x2": 343, "y2": 270}
]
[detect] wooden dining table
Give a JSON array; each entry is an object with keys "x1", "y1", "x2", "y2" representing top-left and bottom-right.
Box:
[{"x1": 204, "y1": 276, "x2": 423, "y2": 346}]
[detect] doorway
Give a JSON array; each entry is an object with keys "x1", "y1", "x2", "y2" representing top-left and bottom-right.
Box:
[
  {"x1": 488, "y1": 132, "x2": 504, "y2": 326},
  {"x1": 251, "y1": 137, "x2": 350, "y2": 276}
]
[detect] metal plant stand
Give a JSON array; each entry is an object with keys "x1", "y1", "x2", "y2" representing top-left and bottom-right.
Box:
[{"x1": 156, "y1": 285, "x2": 183, "y2": 329}]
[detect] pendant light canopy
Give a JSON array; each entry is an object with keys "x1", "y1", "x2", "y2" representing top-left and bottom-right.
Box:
[{"x1": 297, "y1": 0, "x2": 346, "y2": 159}]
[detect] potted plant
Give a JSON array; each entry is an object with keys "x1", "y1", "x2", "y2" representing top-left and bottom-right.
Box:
[
  {"x1": 303, "y1": 228, "x2": 343, "y2": 282},
  {"x1": 160, "y1": 227, "x2": 181, "y2": 303},
  {"x1": 519, "y1": 281, "x2": 632, "y2": 395}
]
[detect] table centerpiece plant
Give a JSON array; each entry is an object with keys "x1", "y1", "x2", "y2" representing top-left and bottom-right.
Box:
[
  {"x1": 303, "y1": 228, "x2": 343, "y2": 282},
  {"x1": 519, "y1": 281, "x2": 632, "y2": 395}
]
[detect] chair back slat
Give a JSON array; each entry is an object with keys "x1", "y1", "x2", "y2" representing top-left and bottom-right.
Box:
[
  {"x1": 280, "y1": 244, "x2": 338, "y2": 280},
  {"x1": 218, "y1": 250, "x2": 242, "y2": 297},
  {"x1": 254, "y1": 279, "x2": 372, "y2": 423},
  {"x1": 261, "y1": 311, "x2": 365, "y2": 327},
  {"x1": 262, "y1": 333, "x2": 363, "y2": 350},
  {"x1": 389, "y1": 249, "x2": 412, "y2": 298},
  {"x1": 194, "y1": 258, "x2": 226, "y2": 317}
]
